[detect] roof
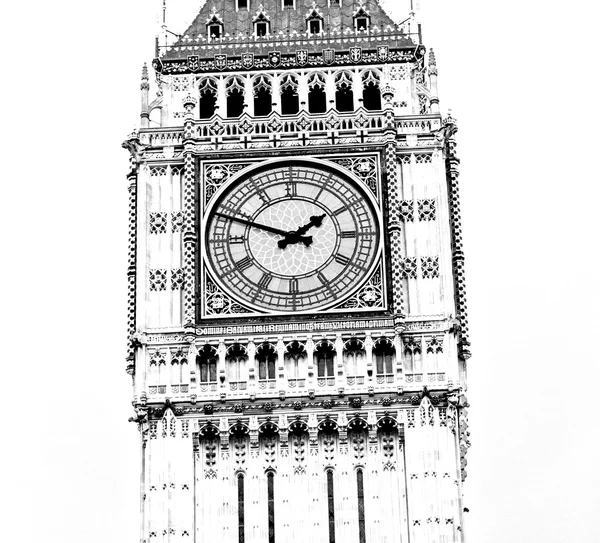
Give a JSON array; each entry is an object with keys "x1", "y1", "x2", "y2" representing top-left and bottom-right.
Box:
[{"x1": 161, "y1": 0, "x2": 416, "y2": 62}]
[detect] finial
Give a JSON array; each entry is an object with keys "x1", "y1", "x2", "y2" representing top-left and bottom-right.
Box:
[
  {"x1": 141, "y1": 63, "x2": 150, "y2": 91},
  {"x1": 428, "y1": 49, "x2": 438, "y2": 76},
  {"x1": 428, "y1": 49, "x2": 436, "y2": 66}
]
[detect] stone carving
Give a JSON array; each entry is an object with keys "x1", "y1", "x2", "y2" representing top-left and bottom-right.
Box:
[
  {"x1": 149, "y1": 269, "x2": 167, "y2": 291},
  {"x1": 149, "y1": 212, "x2": 168, "y2": 234}
]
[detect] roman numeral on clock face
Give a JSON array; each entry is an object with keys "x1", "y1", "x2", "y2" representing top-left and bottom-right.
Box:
[
  {"x1": 236, "y1": 256, "x2": 252, "y2": 271},
  {"x1": 285, "y1": 182, "x2": 297, "y2": 197},
  {"x1": 289, "y1": 278, "x2": 299, "y2": 294},
  {"x1": 258, "y1": 273, "x2": 273, "y2": 289},
  {"x1": 340, "y1": 230, "x2": 357, "y2": 238},
  {"x1": 229, "y1": 235, "x2": 244, "y2": 244},
  {"x1": 335, "y1": 254, "x2": 351, "y2": 266}
]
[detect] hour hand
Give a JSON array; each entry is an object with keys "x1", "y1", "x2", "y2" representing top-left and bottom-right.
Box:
[
  {"x1": 295, "y1": 213, "x2": 327, "y2": 236},
  {"x1": 277, "y1": 235, "x2": 313, "y2": 249}
]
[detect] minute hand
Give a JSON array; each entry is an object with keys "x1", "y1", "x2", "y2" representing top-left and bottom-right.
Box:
[{"x1": 215, "y1": 212, "x2": 290, "y2": 236}]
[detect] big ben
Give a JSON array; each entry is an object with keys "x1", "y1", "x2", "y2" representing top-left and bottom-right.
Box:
[{"x1": 123, "y1": 1, "x2": 472, "y2": 542}]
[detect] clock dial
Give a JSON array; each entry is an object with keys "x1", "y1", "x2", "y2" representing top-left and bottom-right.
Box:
[{"x1": 204, "y1": 163, "x2": 380, "y2": 313}]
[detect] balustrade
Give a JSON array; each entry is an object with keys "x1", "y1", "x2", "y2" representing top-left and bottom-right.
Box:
[{"x1": 144, "y1": 333, "x2": 452, "y2": 398}]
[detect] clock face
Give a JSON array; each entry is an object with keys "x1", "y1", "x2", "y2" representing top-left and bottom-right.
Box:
[{"x1": 204, "y1": 162, "x2": 380, "y2": 313}]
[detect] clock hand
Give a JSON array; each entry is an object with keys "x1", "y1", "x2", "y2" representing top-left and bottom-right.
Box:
[
  {"x1": 215, "y1": 212, "x2": 291, "y2": 237},
  {"x1": 294, "y1": 214, "x2": 327, "y2": 236},
  {"x1": 277, "y1": 214, "x2": 327, "y2": 249}
]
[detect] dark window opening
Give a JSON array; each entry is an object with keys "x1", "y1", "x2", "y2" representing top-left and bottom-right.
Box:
[
  {"x1": 254, "y1": 88, "x2": 272, "y2": 117},
  {"x1": 238, "y1": 474, "x2": 245, "y2": 543},
  {"x1": 309, "y1": 20, "x2": 321, "y2": 34},
  {"x1": 199, "y1": 90, "x2": 216, "y2": 119},
  {"x1": 327, "y1": 470, "x2": 335, "y2": 543},
  {"x1": 308, "y1": 86, "x2": 327, "y2": 113},
  {"x1": 283, "y1": 0, "x2": 294, "y2": 7},
  {"x1": 267, "y1": 472, "x2": 275, "y2": 543},
  {"x1": 317, "y1": 344, "x2": 335, "y2": 377},
  {"x1": 256, "y1": 22, "x2": 268, "y2": 36},
  {"x1": 362, "y1": 83, "x2": 381, "y2": 111},
  {"x1": 281, "y1": 87, "x2": 299, "y2": 115},
  {"x1": 335, "y1": 85, "x2": 354, "y2": 112},
  {"x1": 356, "y1": 17, "x2": 368, "y2": 31},
  {"x1": 238, "y1": 0, "x2": 247, "y2": 8},
  {"x1": 227, "y1": 88, "x2": 245, "y2": 118},
  {"x1": 257, "y1": 344, "x2": 277, "y2": 380},
  {"x1": 374, "y1": 342, "x2": 394, "y2": 375},
  {"x1": 331, "y1": 0, "x2": 340, "y2": 5},
  {"x1": 209, "y1": 24, "x2": 221, "y2": 39},
  {"x1": 357, "y1": 470, "x2": 366, "y2": 543},
  {"x1": 197, "y1": 347, "x2": 217, "y2": 383}
]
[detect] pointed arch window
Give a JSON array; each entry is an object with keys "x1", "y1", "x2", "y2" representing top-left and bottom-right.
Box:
[
  {"x1": 308, "y1": 72, "x2": 327, "y2": 114},
  {"x1": 199, "y1": 78, "x2": 218, "y2": 119},
  {"x1": 267, "y1": 470, "x2": 276, "y2": 543},
  {"x1": 306, "y1": 9, "x2": 324, "y2": 34},
  {"x1": 344, "y1": 339, "x2": 365, "y2": 386},
  {"x1": 254, "y1": 76, "x2": 273, "y2": 117},
  {"x1": 206, "y1": 14, "x2": 224, "y2": 40},
  {"x1": 326, "y1": 469, "x2": 336, "y2": 543},
  {"x1": 315, "y1": 341, "x2": 336, "y2": 386},
  {"x1": 227, "y1": 343, "x2": 248, "y2": 391},
  {"x1": 237, "y1": 473, "x2": 246, "y2": 543},
  {"x1": 254, "y1": 13, "x2": 270, "y2": 37},
  {"x1": 197, "y1": 345, "x2": 218, "y2": 390},
  {"x1": 280, "y1": 74, "x2": 299, "y2": 115},
  {"x1": 356, "y1": 469, "x2": 366, "y2": 543},
  {"x1": 285, "y1": 340, "x2": 306, "y2": 388},
  {"x1": 256, "y1": 343, "x2": 277, "y2": 388},
  {"x1": 361, "y1": 70, "x2": 382, "y2": 111},
  {"x1": 374, "y1": 338, "x2": 395, "y2": 384},
  {"x1": 226, "y1": 76, "x2": 245, "y2": 118},
  {"x1": 335, "y1": 71, "x2": 354, "y2": 112},
  {"x1": 353, "y1": 8, "x2": 371, "y2": 31}
]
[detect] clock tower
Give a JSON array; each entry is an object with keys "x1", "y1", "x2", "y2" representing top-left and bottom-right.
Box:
[{"x1": 123, "y1": 1, "x2": 472, "y2": 542}]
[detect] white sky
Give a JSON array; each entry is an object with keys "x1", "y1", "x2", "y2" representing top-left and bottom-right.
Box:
[{"x1": 1, "y1": 1, "x2": 599, "y2": 542}]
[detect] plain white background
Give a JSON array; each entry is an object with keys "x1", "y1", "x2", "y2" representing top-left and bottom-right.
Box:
[{"x1": 1, "y1": 1, "x2": 599, "y2": 541}]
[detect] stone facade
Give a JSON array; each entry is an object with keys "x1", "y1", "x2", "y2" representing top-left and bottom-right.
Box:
[{"x1": 123, "y1": 1, "x2": 471, "y2": 542}]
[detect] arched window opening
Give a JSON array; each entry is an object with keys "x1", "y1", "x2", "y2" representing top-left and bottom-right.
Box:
[
  {"x1": 344, "y1": 339, "x2": 365, "y2": 386},
  {"x1": 256, "y1": 343, "x2": 277, "y2": 388},
  {"x1": 361, "y1": 71, "x2": 381, "y2": 111},
  {"x1": 335, "y1": 72, "x2": 354, "y2": 112},
  {"x1": 267, "y1": 471, "x2": 275, "y2": 543},
  {"x1": 353, "y1": 8, "x2": 370, "y2": 32},
  {"x1": 206, "y1": 15, "x2": 223, "y2": 40},
  {"x1": 307, "y1": 9, "x2": 323, "y2": 34},
  {"x1": 227, "y1": 343, "x2": 248, "y2": 391},
  {"x1": 199, "y1": 79, "x2": 217, "y2": 119},
  {"x1": 326, "y1": 469, "x2": 336, "y2": 543},
  {"x1": 315, "y1": 341, "x2": 336, "y2": 386},
  {"x1": 308, "y1": 73, "x2": 327, "y2": 114},
  {"x1": 362, "y1": 82, "x2": 381, "y2": 111},
  {"x1": 254, "y1": 76, "x2": 273, "y2": 117},
  {"x1": 283, "y1": 0, "x2": 294, "y2": 7},
  {"x1": 197, "y1": 345, "x2": 218, "y2": 390},
  {"x1": 356, "y1": 469, "x2": 366, "y2": 543},
  {"x1": 237, "y1": 473, "x2": 245, "y2": 543},
  {"x1": 285, "y1": 340, "x2": 306, "y2": 388},
  {"x1": 226, "y1": 77, "x2": 245, "y2": 118},
  {"x1": 238, "y1": 0, "x2": 247, "y2": 9},
  {"x1": 374, "y1": 338, "x2": 395, "y2": 383},
  {"x1": 280, "y1": 75, "x2": 299, "y2": 115}
]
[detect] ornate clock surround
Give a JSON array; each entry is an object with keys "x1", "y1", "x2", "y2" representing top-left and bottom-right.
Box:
[{"x1": 198, "y1": 153, "x2": 389, "y2": 320}]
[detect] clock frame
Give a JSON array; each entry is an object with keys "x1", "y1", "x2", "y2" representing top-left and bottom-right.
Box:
[{"x1": 200, "y1": 158, "x2": 384, "y2": 317}]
